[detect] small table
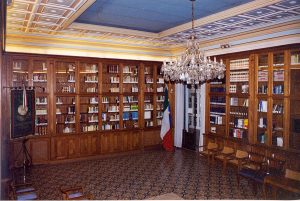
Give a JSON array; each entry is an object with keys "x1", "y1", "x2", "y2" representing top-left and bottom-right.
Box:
[{"x1": 263, "y1": 175, "x2": 300, "y2": 199}]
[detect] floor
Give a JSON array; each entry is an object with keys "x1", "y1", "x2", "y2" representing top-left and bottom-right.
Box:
[{"x1": 13, "y1": 149, "x2": 298, "y2": 200}]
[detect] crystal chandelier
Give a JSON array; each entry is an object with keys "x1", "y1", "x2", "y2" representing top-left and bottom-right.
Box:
[{"x1": 161, "y1": 0, "x2": 226, "y2": 84}]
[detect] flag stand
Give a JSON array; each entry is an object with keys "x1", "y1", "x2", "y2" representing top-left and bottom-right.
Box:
[{"x1": 15, "y1": 137, "x2": 32, "y2": 183}]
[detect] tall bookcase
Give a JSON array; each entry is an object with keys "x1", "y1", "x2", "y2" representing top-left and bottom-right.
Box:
[
  {"x1": 228, "y1": 58, "x2": 250, "y2": 142},
  {"x1": 206, "y1": 46, "x2": 300, "y2": 152},
  {"x1": 7, "y1": 54, "x2": 168, "y2": 164}
]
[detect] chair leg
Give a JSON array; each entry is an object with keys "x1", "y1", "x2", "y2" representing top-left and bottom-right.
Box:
[
  {"x1": 222, "y1": 160, "x2": 227, "y2": 175},
  {"x1": 272, "y1": 186, "x2": 278, "y2": 200},
  {"x1": 252, "y1": 182, "x2": 257, "y2": 195},
  {"x1": 263, "y1": 182, "x2": 267, "y2": 199},
  {"x1": 237, "y1": 174, "x2": 240, "y2": 188}
]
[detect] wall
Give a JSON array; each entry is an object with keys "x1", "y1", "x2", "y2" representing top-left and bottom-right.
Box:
[{"x1": 1, "y1": 1, "x2": 10, "y2": 199}]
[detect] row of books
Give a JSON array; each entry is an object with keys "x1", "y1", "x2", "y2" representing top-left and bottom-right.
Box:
[
  {"x1": 210, "y1": 115, "x2": 224, "y2": 125},
  {"x1": 210, "y1": 86, "x2": 226, "y2": 93},
  {"x1": 230, "y1": 71, "x2": 249, "y2": 82},
  {"x1": 210, "y1": 106, "x2": 226, "y2": 114},
  {"x1": 273, "y1": 85, "x2": 284, "y2": 94},
  {"x1": 273, "y1": 70, "x2": 284, "y2": 81},
  {"x1": 123, "y1": 66, "x2": 138, "y2": 74},
  {"x1": 123, "y1": 112, "x2": 138, "y2": 120},
  {"x1": 273, "y1": 104, "x2": 283, "y2": 114},
  {"x1": 231, "y1": 128, "x2": 246, "y2": 139},
  {"x1": 230, "y1": 118, "x2": 248, "y2": 129},
  {"x1": 230, "y1": 97, "x2": 249, "y2": 106},
  {"x1": 258, "y1": 85, "x2": 268, "y2": 94},
  {"x1": 291, "y1": 52, "x2": 300, "y2": 64},
  {"x1": 210, "y1": 96, "x2": 226, "y2": 105},
  {"x1": 258, "y1": 70, "x2": 268, "y2": 81},
  {"x1": 107, "y1": 65, "x2": 119, "y2": 73},
  {"x1": 258, "y1": 100, "x2": 268, "y2": 112},
  {"x1": 230, "y1": 58, "x2": 249, "y2": 70}
]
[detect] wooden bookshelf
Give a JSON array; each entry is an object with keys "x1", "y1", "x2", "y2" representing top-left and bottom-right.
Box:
[
  {"x1": 206, "y1": 45, "x2": 300, "y2": 153},
  {"x1": 5, "y1": 53, "x2": 169, "y2": 165}
]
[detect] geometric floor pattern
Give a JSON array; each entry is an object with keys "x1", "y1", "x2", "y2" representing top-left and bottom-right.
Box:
[{"x1": 14, "y1": 149, "x2": 299, "y2": 200}]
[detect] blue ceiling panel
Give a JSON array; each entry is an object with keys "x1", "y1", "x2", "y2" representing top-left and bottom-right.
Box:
[{"x1": 75, "y1": 0, "x2": 254, "y2": 33}]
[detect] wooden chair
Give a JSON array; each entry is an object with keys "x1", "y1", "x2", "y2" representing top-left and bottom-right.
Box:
[
  {"x1": 60, "y1": 186, "x2": 93, "y2": 200},
  {"x1": 236, "y1": 151, "x2": 267, "y2": 194},
  {"x1": 214, "y1": 146, "x2": 235, "y2": 174},
  {"x1": 199, "y1": 141, "x2": 220, "y2": 164},
  {"x1": 237, "y1": 148, "x2": 286, "y2": 195},
  {"x1": 264, "y1": 168, "x2": 300, "y2": 199},
  {"x1": 226, "y1": 149, "x2": 249, "y2": 173},
  {"x1": 9, "y1": 182, "x2": 38, "y2": 200}
]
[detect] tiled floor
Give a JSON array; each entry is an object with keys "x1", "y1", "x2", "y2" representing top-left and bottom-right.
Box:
[{"x1": 13, "y1": 149, "x2": 298, "y2": 200}]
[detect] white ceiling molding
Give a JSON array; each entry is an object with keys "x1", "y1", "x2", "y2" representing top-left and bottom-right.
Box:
[{"x1": 69, "y1": 22, "x2": 158, "y2": 38}]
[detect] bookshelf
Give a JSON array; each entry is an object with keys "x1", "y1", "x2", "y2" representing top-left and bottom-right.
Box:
[
  {"x1": 122, "y1": 65, "x2": 139, "y2": 129},
  {"x1": 12, "y1": 59, "x2": 29, "y2": 87},
  {"x1": 144, "y1": 65, "x2": 154, "y2": 128},
  {"x1": 289, "y1": 49, "x2": 300, "y2": 150},
  {"x1": 32, "y1": 60, "x2": 48, "y2": 135},
  {"x1": 156, "y1": 66, "x2": 165, "y2": 127},
  {"x1": 7, "y1": 53, "x2": 168, "y2": 164},
  {"x1": 102, "y1": 63, "x2": 121, "y2": 130},
  {"x1": 229, "y1": 58, "x2": 249, "y2": 142},
  {"x1": 79, "y1": 62, "x2": 99, "y2": 94},
  {"x1": 208, "y1": 78, "x2": 226, "y2": 135},
  {"x1": 205, "y1": 46, "x2": 300, "y2": 153},
  {"x1": 55, "y1": 95, "x2": 76, "y2": 134}
]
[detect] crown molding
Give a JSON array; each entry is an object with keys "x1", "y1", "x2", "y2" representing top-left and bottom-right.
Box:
[{"x1": 70, "y1": 22, "x2": 159, "y2": 38}]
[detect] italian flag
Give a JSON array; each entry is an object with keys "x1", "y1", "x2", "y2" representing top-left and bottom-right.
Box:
[{"x1": 160, "y1": 87, "x2": 174, "y2": 152}]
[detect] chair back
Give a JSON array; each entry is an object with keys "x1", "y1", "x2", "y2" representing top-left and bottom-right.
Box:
[
  {"x1": 207, "y1": 142, "x2": 218, "y2": 150},
  {"x1": 236, "y1": 150, "x2": 248, "y2": 159},
  {"x1": 285, "y1": 169, "x2": 300, "y2": 181},
  {"x1": 222, "y1": 146, "x2": 234, "y2": 154}
]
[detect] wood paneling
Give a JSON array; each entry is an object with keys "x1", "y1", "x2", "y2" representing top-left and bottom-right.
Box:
[
  {"x1": 79, "y1": 134, "x2": 98, "y2": 156},
  {"x1": 29, "y1": 138, "x2": 50, "y2": 164},
  {"x1": 143, "y1": 129, "x2": 161, "y2": 147}
]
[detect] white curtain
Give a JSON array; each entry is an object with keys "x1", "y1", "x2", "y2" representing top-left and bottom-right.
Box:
[{"x1": 174, "y1": 83, "x2": 184, "y2": 148}]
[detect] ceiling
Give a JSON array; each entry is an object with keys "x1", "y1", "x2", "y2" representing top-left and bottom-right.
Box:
[
  {"x1": 75, "y1": 0, "x2": 253, "y2": 33},
  {"x1": 5, "y1": 0, "x2": 300, "y2": 60}
]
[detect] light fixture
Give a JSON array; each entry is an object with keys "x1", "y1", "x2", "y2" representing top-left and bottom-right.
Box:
[{"x1": 161, "y1": 0, "x2": 226, "y2": 84}]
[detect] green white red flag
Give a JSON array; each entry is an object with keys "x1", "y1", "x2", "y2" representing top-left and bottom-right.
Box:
[{"x1": 160, "y1": 86, "x2": 174, "y2": 152}]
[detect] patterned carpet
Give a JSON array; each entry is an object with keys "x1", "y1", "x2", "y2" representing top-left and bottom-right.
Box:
[{"x1": 13, "y1": 149, "x2": 298, "y2": 200}]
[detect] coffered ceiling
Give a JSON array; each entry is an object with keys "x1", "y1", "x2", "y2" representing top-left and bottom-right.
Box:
[{"x1": 5, "y1": 0, "x2": 300, "y2": 60}]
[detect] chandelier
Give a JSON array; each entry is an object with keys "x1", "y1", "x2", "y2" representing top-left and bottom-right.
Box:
[{"x1": 161, "y1": 0, "x2": 226, "y2": 84}]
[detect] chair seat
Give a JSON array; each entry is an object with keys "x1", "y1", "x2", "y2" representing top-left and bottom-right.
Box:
[
  {"x1": 228, "y1": 159, "x2": 238, "y2": 165},
  {"x1": 15, "y1": 187, "x2": 35, "y2": 194},
  {"x1": 200, "y1": 150, "x2": 214, "y2": 156},
  {"x1": 16, "y1": 192, "x2": 37, "y2": 200},
  {"x1": 244, "y1": 163, "x2": 260, "y2": 171},
  {"x1": 68, "y1": 192, "x2": 83, "y2": 199},
  {"x1": 239, "y1": 168, "x2": 267, "y2": 183},
  {"x1": 215, "y1": 155, "x2": 226, "y2": 160}
]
